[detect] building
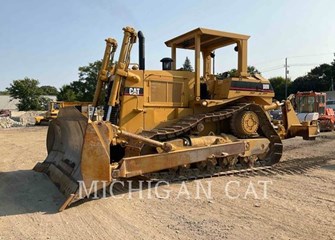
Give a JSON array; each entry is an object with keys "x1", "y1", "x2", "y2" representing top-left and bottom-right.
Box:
[{"x1": 0, "y1": 95, "x2": 57, "y2": 110}]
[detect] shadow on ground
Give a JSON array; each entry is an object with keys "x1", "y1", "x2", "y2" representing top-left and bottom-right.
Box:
[
  {"x1": 0, "y1": 170, "x2": 64, "y2": 216},
  {"x1": 0, "y1": 170, "x2": 159, "y2": 215}
]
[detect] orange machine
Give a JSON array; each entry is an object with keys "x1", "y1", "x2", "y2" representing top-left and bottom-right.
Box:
[{"x1": 295, "y1": 91, "x2": 335, "y2": 131}]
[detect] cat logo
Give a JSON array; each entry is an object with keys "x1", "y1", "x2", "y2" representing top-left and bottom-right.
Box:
[
  {"x1": 124, "y1": 87, "x2": 143, "y2": 96},
  {"x1": 129, "y1": 88, "x2": 140, "y2": 95}
]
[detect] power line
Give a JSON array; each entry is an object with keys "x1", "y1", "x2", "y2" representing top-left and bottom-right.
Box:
[
  {"x1": 253, "y1": 58, "x2": 284, "y2": 66},
  {"x1": 254, "y1": 51, "x2": 335, "y2": 68},
  {"x1": 260, "y1": 56, "x2": 334, "y2": 74},
  {"x1": 259, "y1": 65, "x2": 284, "y2": 73},
  {"x1": 290, "y1": 63, "x2": 321, "y2": 67},
  {"x1": 287, "y1": 52, "x2": 335, "y2": 59}
]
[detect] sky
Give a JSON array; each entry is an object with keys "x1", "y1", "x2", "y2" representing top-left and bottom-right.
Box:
[{"x1": 1, "y1": 0, "x2": 335, "y2": 90}]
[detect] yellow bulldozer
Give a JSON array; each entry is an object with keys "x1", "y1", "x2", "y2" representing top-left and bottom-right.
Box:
[{"x1": 34, "y1": 26, "x2": 318, "y2": 211}]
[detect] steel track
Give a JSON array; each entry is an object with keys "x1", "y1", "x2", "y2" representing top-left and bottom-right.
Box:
[
  {"x1": 124, "y1": 102, "x2": 283, "y2": 181},
  {"x1": 143, "y1": 157, "x2": 329, "y2": 183},
  {"x1": 105, "y1": 159, "x2": 328, "y2": 198}
]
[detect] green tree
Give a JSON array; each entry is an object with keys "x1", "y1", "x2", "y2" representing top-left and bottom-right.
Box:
[
  {"x1": 6, "y1": 77, "x2": 42, "y2": 110},
  {"x1": 40, "y1": 85, "x2": 58, "y2": 95},
  {"x1": 181, "y1": 57, "x2": 193, "y2": 72},
  {"x1": 58, "y1": 60, "x2": 105, "y2": 103},
  {"x1": 269, "y1": 76, "x2": 291, "y2": 101},
  {"x1": 39, "y1": 96, "x2": 52, "y2": 110},
  {"x1": 57, "y1": 85, "x2": 77, "y2": 101},
  {"x1": 74, "y1": 60, "x2": 102, "y2": 101},
  {"x1": 218, "y1": 66, "x2": 260, "y2": 78},
  {"x1": 290, "y1": 62, "x2": 335, "y2": 93},
  {"x1": 248, "y1": 66, "x2": 261, "y2": 75}
]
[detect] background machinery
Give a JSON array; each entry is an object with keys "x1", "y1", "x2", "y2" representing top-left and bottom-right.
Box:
[
  {"x1": 34, "y1": 101, "x2": 94, "y2": 125},
  {"x1": 270, "y1": 97, "x2": 319, "y2": 140},
  {"x1": 34, "y1": 26, "x2": 318, "y2": 210},
  {"x1": 294, "y1": 91, "x2": 335, "y2": 131}
]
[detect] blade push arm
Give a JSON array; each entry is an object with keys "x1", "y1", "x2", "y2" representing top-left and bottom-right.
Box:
[
  {"x1": 107, "y1": 27, "x2": 138, "y2": 109},
  {"x1": 92, "y1": 38, "x2": 118, "y2": 108}
]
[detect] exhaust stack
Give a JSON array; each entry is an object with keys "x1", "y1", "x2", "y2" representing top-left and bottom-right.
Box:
[{"x1": 138, "y1": 31, "x2": 145, "y2": 70}]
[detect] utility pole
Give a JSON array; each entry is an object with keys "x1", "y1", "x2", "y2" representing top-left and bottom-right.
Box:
[{"x1": 285, "y1": 57, "x2": 288, "y2": 99}]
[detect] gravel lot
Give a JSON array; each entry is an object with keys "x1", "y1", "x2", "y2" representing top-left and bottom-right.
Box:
[{"x1": 0, "y1": 127, "x2": 334, "y2": 240}]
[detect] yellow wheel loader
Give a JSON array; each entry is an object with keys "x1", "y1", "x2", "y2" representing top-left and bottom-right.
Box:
[
  {"x1": 34, "y1": 101, "x2": 93, "y2": 125},
  {"x1": 34, "y1": 26, "x2": 318, "y2": 211}
]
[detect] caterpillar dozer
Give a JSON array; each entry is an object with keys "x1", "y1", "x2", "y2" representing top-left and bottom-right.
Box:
[{"x1": 34, "y1": 26, "x2": 318, "y2": 211}]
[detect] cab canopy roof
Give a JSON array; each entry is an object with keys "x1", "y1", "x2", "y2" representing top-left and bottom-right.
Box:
[{"x1": 165, "y1": 27, "x2": 250, "y2": 51}]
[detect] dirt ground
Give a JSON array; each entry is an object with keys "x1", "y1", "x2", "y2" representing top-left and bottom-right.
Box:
[{"x1": 0, "y1": 127, "x2": 334, "y2": 240}]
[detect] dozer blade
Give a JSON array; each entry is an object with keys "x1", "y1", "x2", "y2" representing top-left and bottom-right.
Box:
[{"x1": 34, "y1": 107, "x2": 112, "y2": 211}]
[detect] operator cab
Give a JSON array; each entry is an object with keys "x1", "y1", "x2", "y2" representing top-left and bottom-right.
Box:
[{"x1": 164, "y1": 28, "x2": 274, "y2": 105}]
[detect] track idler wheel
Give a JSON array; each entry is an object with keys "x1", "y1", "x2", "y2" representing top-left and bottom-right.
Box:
[{"x1": 230, "y1": 110, "x2": 259, "y2": 138}]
